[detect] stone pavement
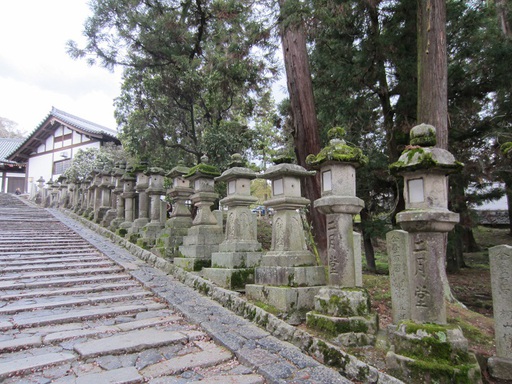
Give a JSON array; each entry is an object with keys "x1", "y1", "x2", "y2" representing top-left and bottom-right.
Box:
[{"x1": 0, "y1": 193, "x2": 353, "y2": 384}]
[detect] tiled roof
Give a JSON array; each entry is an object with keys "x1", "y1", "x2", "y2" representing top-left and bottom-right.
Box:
[
  {"x1": 49, "y1": 107, "x2": 118, "y2": 138},
  {"x1": 6, "y1": 107, "x2": 120, "y2": 163},
  {"x1": 0, "y1": 138, "x2": 24, "y2": 162}
]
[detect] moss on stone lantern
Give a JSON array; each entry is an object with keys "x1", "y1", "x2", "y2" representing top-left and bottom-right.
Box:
[{"x1": 305, "y1": 127, "x2": 368, "y2": 167}]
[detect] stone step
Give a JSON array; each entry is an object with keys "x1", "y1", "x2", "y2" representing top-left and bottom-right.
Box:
[
  {"x1": 0, "y1": 273, "x2": 132, "y2": 290},
  {"x1": 0, "y1": 266, "x2": 124, "y2": 281},
  {"x1": 0, "y1": 281, "x2": 139, "y2": 299},
  {"x1": 0, "y1": 246, "x2": 96, "y2": 255},
  {"x1": 141, "y1": 340, "x2": 233, "y2": 377},
  {"x1": 0, "y1": 260, "x2": 115, "y2": 272},
  {"x1": 43, "y1": 315, "x2": 183, "y2": 343},
  {"x1": 189, "y1": 374, "x2": 265, "y2": 384},
  {"x1": 0, "y1": 256, "x2": 105, "y2": 267},
  {"x1": 75, "y1": 367, "x2": 142, "y2": 384},
  {"x1": 0, "y1": 335, "x2": 42, "y2": 353},
  {"x1": 74, "y1": 328, "x2": 193, "y2": 358},
  {"x1": 0, "y1": 252, "x2": 101, "y2": 262},
  {"x1": 0, "y1": 352, "x2": 75, "y2": 380},
  {"x1": 3, "y1": 302, "x2": 167, "y2": 330},
  {"x1": 0, "y1": 291, "x2": 152, "y2": 315}
]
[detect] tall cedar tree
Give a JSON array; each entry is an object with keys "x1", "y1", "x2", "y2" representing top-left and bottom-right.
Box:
[{"x1": 279, "y1": 0, "x2": 326, "y2": 259}]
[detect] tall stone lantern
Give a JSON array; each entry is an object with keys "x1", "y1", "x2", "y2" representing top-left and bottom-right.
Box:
[
  {"x1": 128, "y1": 161, "x2": 150, "y2": 239},
  {"x1": 139, "y1": 166, "x2": 167, "y2": 248},
  {"x1": 176, "y1": 155, "x2": 223, "y2": 271},
  {"x1": 245, "y1": 157, "x2": 326, "y2": 324},
  {"x1": 109, "y1": 161, "x2": 127, "y2": 232},
  {"x1": 304, "y1": 127, "x2": 377, "y2": 346},
  {"x1": 389, "y1": 124, "x2": 461, "y2": 324},
  {"x1": 153, "y1": 163, "x2": 194, "y2": 260},
  {"x1": 118, "y1": 166, "x2": 137, "y2": 237},
  {"x1": 386, "y1": 124, "x2": 481, "y2": 383},
  {"x1": 203, "y1": 154, "x2": 263, "y2": 290}
]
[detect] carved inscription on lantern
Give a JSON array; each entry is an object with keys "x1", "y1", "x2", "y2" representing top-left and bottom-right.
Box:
[
  {"x1": 413, "y1": 238, "x2": 429, "y2": 308},
  {"x1": 327, "y1": 218, "x2": 340, "y2": 280},
  {"x1": 387, "y1": 231, "x2": 410, "y2": 320}
]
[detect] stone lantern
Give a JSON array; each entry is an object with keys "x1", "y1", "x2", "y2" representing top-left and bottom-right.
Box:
[
  {"x1": 176, "y1": 155, "x2": 223, "y2": 271},
  {"x1": 153, "y1": 163, "x2": 194, "y2": 259},
  {"x1": 304, "y1": 127, "x2": 377, "y2": 346},
  {"x1": 386, "y1": 124, "x2": 481, "y2": 383},
  {"x1": 57, "y1": 175, "x2": 68, "y2": 208},
  {"x1": 109, "y1": 161, "x2": 127, "y2": 231},
  {"x1": 203, "y1": 153, "x2": 263, "y2": 290},
  {"x1": 245, "y1": 157, "x2": 326, "y2": 324},
  {"x1": 118, "y1": 166, "x2": 137, "y2": 237},
  {"x1": 95, "y1": 165, "x2": 112, "y2": 223},
  {"x1": 139, "y1": 167, "x2": 167, "y2": 247},
  {"x1": 128, "y1": 161, "x2": 150, "y2": 238},
  {"x1": 389, "y1": 123, "x2": 461, "y2": 324}
]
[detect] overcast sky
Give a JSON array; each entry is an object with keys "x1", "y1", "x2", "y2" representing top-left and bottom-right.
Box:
[{"x1": 0, "y1": 1, "x2": 121, "y2": 135}]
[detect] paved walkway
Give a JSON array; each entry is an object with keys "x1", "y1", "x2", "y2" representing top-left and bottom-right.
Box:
[{"x1": 0, "y1": 193, "x2": 352, "y2": 384}]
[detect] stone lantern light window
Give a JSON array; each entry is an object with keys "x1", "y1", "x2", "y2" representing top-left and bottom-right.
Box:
[
  {"x1": 273, "y1": 178, "x2": 284, "y2": 195},
  {"x1": 228, "y1": 180, "x2": 236, "y2": 195},
  {"x1": 408, "y1": 178, "x2": 424, "y2": 203},
  {"x1": 322, "y1": 170, "x2": 332, "y2": 192}
]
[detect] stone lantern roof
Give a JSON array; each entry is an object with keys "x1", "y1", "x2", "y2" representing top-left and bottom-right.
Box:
[
  {"x1": 389, "y1": 124, "x2": 463, "y2": 174},
  {"x1": 215, "y1": 154, "x2": 257, "y2": 182},
  {"x1": 305, "y1": 127, "x2": 368, "y2": 168},
  {"x1": 144, "y1": 166, "x2": 165, "y2": 176},
  {"x1": 184, "y1": 155, "x2": 221, "y2": 180},
  {"x1": 259, "y1": 162, "x2": 315, "y2": 179},
  {"x1": 166, "y1": 162, "x2": 190, "y2": 179}
]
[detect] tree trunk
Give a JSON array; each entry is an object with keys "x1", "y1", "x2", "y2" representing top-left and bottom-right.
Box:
[
  {"x1": 279, "y1": 2, "x2": 327, "y2": 262},
  {"x1": 417, "y1": 0, "x2": 448, "y2": 149},
  {"x1": 496, "y1": 0, "x2": 512, "y2": 39}
]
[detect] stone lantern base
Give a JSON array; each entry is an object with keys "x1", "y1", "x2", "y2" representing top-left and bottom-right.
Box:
[
  {"x1": 488, "y1": 356, "x2": 512, "y2": 381},
  {"x1": 245, "y1": 285, "x2": 323, "y2": 325},
  {"x1": 203, "y1": 246, "x2": 262, "y2": 291},
  {"x1": 100, "y1": 208, "x2": 117, "y2": 228},
  {"x1": 175, "y1": 224, "x2": 223, "y2": 271},
  {"x1": 137, "y1": 222, "x2": 164, "y2": 249},
  {"x1": 246, "y1": 250, "x2": 326, "y2": 325},
  {"x1": 306, "y1": 287, "x2": 378, "y2": 347},
  {"x1": 94, "y1": 206, "x2": 110, "y2": 224},
  {"x1": 152, "y1": 217, "x2": 192, "y2": 260},
  {"x1": 386, "y1": 322, "x2": 481, "y2": 384}
]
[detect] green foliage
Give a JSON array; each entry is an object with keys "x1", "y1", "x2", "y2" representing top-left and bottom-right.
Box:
[
  {"x1": 63, "y1": 143, "x2": 128, "y2": 182},
  {"x1": 69, "y1": 0, "x2": 278, "y2": 170}
]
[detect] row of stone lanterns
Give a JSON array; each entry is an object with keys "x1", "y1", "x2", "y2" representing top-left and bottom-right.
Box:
[{"x1": 33, "y1": 123, "x2": 492, "y2": 383}]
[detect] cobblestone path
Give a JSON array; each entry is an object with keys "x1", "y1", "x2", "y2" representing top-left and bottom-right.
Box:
[{"x1": 0, "y1": 194, "x2": 352, "y2": 384}]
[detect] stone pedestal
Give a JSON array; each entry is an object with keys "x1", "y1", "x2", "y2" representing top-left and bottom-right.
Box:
[
  {"x1": 138, "y1": 167, "x2": 166, "y2": 249},
  {"x1": 117, "y1": 168, "x2": 137, "y2": 237},
  {"x1": 488, "y1": 245, "x2": 512, "y2": 381},
  {"x1": 109, "y1": 162, "x2": 126, "y2": 232},
  {"x1": 94, "y1": 168, "x2": 112, "y2": 224},
  {"x1": 175, "y1": 158, "x2": 223, "y2": 271},
  {"x1": 128, "y1": 164, "x2": 150, "y2": 241},
  {"x1": 203, "y1": 154, "x2": 263, "y2": 290},
  {"x1": 152, "y1": 164, "x2": 193, "y2": 260},
  {"x1": 304, "y1": 127, "x2": 376, "y2": 346},
  {"x1": 385, "y1": 124, "x2": 480, "y2": 383},
  {"x1": 246, "y1": 162, "x2": 326, "y2": 324},
  {"x1": 386, "y1": 322, "x2": 481, "y2": 384}
]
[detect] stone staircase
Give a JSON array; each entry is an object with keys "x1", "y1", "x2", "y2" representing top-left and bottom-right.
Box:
[{"x1": 0, "y1": 194, "x2": 265, "y2": 383}]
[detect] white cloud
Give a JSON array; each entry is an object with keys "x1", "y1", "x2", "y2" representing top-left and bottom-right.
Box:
[{"x1": 0, "y1": 0, "x2": 121, "y2": 134}]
